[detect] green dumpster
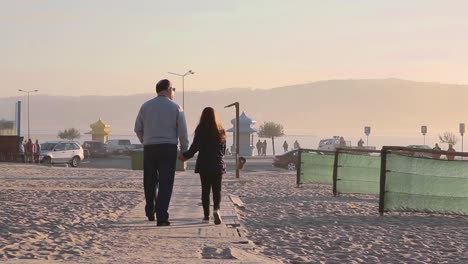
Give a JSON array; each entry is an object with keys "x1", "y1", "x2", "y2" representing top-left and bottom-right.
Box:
[
  {"x1": 131, "y1": 149, "x2": 144, "y2": 170},
  {"x1": 131, "y1": 150, "x2": 186, "y2": 171}
]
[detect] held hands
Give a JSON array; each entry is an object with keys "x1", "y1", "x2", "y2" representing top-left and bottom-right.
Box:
[{"x1": 178, "y1": 154, "x2": 188, "y2": 162}]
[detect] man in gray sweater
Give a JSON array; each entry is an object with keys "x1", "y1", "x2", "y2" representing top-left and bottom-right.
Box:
[{"x1": 134, "y1": 79, "x2": 189, "y2": 226}]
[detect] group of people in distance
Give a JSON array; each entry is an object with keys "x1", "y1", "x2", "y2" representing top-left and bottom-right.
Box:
[
  {"x1": 282, "y1": 140, "x2": 300, "y2": 152},
  {"x1": 433, "y1": 143, "x2": 456, "y2": 160},
  {"x1": 255, "y1": 139, "x2": 301, "y2": 156},
  {"x1": 134, "y1": 79, "x2": 225, "y2": 226},
  {"x1": 255, "y1": 140, "x2": 268, "y2": 156},
  {"x1": 19, "y1": 139, "x2": 41, "y2": 163}
]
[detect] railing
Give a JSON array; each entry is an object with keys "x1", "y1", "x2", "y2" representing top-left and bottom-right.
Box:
[
  {"x1": 298, "y1": 146, "x2": 468, "y2": 216},
  {"x1": 379, "y1": 146, "x2": 468, "y2": 216},
  {"x1": 297, "y1": 148, "x2": 335, "y2": 185},
  {"x1": 332, "y1": 148, "x2": 381, "y2": 196}
]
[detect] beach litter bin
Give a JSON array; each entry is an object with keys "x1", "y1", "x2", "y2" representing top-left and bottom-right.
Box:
[
  {"x1": 131, "y1": 149, "x2": 144, "y2": 170},
  {"x1": 237, "y1": 157, "x2": 247, "y2": 170},
  {"x1": 131, "y1": 149, "x2": 186, "y2": 171}
]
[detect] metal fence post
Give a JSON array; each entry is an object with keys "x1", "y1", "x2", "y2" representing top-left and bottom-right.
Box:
[
  {"x1": 297, "y1": 148, "x2": 302, "y2": 186},
  {"x1": 332, "y1": 148, "x2": 340, "y2": 196},
  {"x1": 378, "y1": 147, "x2": 388, "y2": 216}
]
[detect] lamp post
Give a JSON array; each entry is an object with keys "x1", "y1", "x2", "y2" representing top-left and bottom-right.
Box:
[
  {"x1": 18, "y1": 89, "x2": 39, "y2": 140},
  {"x1": 168, "y1": 70, "x2": 194, "y2": 110},
  {"x1": 225, "y1": 102, "x2": 240, "y2": 178}
]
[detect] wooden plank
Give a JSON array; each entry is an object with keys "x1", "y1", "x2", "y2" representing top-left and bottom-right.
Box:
[{"x1": 228, "y1": 194, "x2": 245, "y2": 208}]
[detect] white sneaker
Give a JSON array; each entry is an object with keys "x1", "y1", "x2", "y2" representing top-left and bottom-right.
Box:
[{"x1": 213, "y1": 210, "x2": 222, "y2": 225}]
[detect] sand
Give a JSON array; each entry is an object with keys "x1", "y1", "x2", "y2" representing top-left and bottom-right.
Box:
[
  {"x1": 223, "y1": 171, "x2": 468, "y2": 263},
  {"x1": 1, "y1": 163, "x2": 467, "y2": 263}
]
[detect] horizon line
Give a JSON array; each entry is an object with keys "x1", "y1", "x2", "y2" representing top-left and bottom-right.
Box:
[{"x1": 2, "y1": 77, "x2": 468, "y2": 99}]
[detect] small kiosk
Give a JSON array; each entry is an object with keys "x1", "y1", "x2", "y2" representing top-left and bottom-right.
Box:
[
  {"x1": 88, "y1": 118, "x2": 111, "y2": 143},
  {"x1": 227, "y1": 112, "x2": 257, "y2": 156}
]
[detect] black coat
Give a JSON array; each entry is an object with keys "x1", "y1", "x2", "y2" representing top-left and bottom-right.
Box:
[{"x1": 182, "y1": 126, "x2": 226, "y2": 174}]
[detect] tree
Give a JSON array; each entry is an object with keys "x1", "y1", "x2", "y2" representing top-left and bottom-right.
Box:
[
  {"x1": 0, "y1": 119, "x2": 14, "y2": 129},
  {"x1": 258, "y1": 121, "x2": 285, "y2": 155},
  {"x1": 439, "y1": 131, "x2": 458, "y2": 146},
  {"x1": 58, "y1": 128, "x2": 81, "y2": 140}
]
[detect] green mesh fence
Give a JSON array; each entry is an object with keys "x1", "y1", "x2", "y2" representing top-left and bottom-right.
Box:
[
  {"x1": 384, "y1": 153, "x2": 468, "y2": 215},
  {"x1": 336, "y1": 153, "x2": 380, "y2": 195},
  {"x1": 299, "y1": 152, "x2": 335, "y2": 184}
]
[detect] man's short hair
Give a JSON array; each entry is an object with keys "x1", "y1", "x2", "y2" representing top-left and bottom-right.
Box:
[{"x1": 156, "y1": 79, "x2": 171, "y2": 93}]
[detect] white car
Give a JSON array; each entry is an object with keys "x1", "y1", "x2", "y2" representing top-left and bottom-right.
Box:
[
  {"x1": 406, "y1": 145, "x2": 432, "y2": 159},
  {"x1": 318, "y1": 136, "x2": 350, "y2": 151},
  {"x1": 40, "y1": 141, "x2": 84, "y2": 167}
]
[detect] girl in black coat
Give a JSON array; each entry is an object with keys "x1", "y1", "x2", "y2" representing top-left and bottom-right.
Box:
[{"x1": 179, "y1": 107, "x2": 226, "y2": 224}]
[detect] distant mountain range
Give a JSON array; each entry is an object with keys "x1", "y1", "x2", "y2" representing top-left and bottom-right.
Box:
[{"x1": 1, "y1": 79, "x2": 467, "y2": 137}]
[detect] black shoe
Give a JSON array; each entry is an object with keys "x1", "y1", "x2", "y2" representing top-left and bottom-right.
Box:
[
  {"x1": 203, "y1": 216, "x2": 210, "y2": 221},
  {"x1": 147, "y1": 215, "x2": 155, "y2": 222},
  {"x1": 213, "y1": 210, "x2": 222, "y2": 225},
  {"x1": 157, "y1": 221, "x2": 171, "y2": 226}
]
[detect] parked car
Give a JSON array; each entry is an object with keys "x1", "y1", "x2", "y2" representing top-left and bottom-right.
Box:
[
  {"x1": 40, "y1": 141, "x2": 84, "y2": 167},
  {"x1": 106, "y1": 139, "x2": 134, "y2": 154},
  {"x1": 272, "y1": 150, "x2": 299, "y2": 170},
  {"x1": 318, "y1": 136, "x2": 351, "y2": 151},
  {"x1": 318, "y1": 136, "x2": 376, "y2": 151},
  {"x1": 82, "y1": 141, "x2": 108, "y2": 158},
  {"x1": 405, "y1": 145, "x2": 432, "y2": 159}
]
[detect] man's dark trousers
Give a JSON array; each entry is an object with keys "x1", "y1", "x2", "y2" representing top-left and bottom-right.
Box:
[{"x1": 143, "y1": 144, "x2": 177, "y2": 223}]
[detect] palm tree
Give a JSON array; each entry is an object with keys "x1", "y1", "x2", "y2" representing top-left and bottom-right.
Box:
[
  {"x1": 258, "y1": 122, "x2": 285, "y2": 155},
  {"x1": 58, "y1": 128, "x2": 81, "y2": 140}
]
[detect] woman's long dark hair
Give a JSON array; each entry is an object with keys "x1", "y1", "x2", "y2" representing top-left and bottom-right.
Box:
[{"x1": 197, "y1": 107, "x2": 226, "y2": 143}]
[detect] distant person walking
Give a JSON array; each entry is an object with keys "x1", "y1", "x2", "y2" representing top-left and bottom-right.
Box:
[
  {"x1": 357, "y1": 138, "x2": 364, "y2": 148},
  {"x1": 18, "y1": 141, "x2": 25, "y2": 163},
  {"x1": 262, "y1": 140, "x2": 267, "y2": 156},
  {"x1": 339, "y1": 137, "x2": 346, "y2": 148},
  {"x1": 447, "y1": 144, "x2": 456, "y2": 161},
  {"x1": 432, "y1": 143, "x2": 441, "y2": 159},
  {"x1": 283, "y1": 140, "x2": 288, "y2": 152},
  {"x1": 134, "y1": 79, "x2": 189, "y2": 226},
  {"x1": 179, "y1": 107, "x2": 226, "y2": 225},
  {"x1": 34, "y1": 139, "x2": 41, "y2": 163},
  {"x1": 293, "y1": 140, "x2": 300, "y2": 149},
  {"x1": 25, "y1": 139, "x2": 33, "y2": 163},
  {"x1": 256, "y1": 139, "x2": 262, "y2": 156}
]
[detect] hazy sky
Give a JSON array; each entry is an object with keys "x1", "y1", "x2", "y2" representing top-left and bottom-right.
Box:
[{"x1": 1, "y1": 0, "x2": 468, "y2": 97}]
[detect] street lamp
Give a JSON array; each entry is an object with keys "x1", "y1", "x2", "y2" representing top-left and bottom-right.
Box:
[
  {"x1": 168, "y1": 70, "x2": 194, "y2": 110},
  {"x1": 225, "y1": 102, "x2": 240, "y2": 178},
  {"x1": 18, "y1": 89, "x2": 39, "y2": 140}
]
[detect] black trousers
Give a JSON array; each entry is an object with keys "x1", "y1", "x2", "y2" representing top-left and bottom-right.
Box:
[
  {"x1": 143, "y1": 144, "x2": 177, "y2": 222},
  {"x1": 199, "y1": 172, "x2": 223, "y2": 217}
]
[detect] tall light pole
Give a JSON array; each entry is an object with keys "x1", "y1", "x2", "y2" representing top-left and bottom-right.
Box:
[
  {"x1": 18, "y1": 89, "x2": 39, "y2": 140},
  {"x1": 225, "y1": 102, "x2": 240, "y2": 178},
  {"x1": 168, "y1": 70, "x2": 194, "y2": 110}
]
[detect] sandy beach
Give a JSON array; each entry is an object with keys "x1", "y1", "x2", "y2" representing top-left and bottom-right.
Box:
[
  {"x1": 1, "y1": 163, "x2": 467, "y2": 263},
  {"x1": 0, "y1": 164, "x2": 142, "y2": 261},
  {"x1": 223, "y1": 171, "x2": 468, "y2": 263},
  {"x1": 0, "y1": 164, "x2": 275, "y2": 263}
]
